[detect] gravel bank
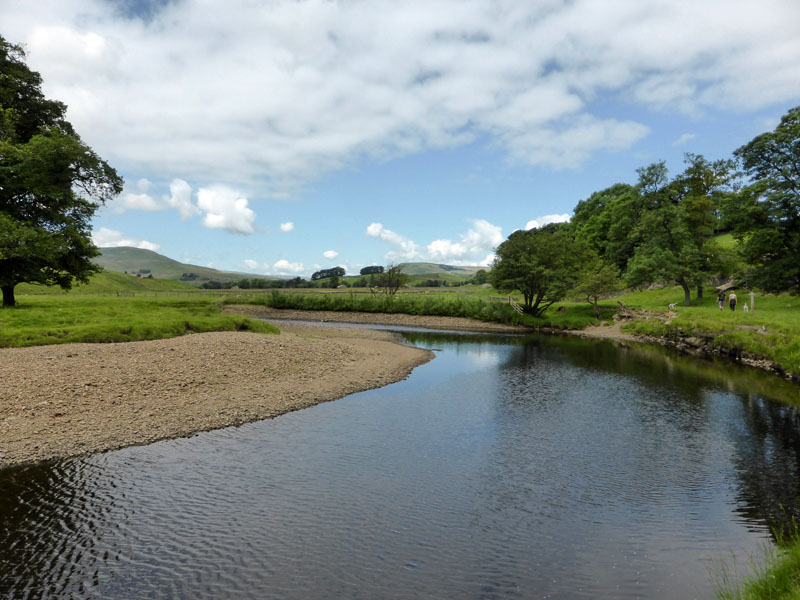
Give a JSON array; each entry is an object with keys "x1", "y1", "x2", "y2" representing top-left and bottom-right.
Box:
[{"x1": 0, "y1": 328, "x2": 433, "y2": 469}]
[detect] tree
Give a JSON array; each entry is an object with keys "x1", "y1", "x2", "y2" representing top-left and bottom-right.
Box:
[
  {"x1": 360, "y1": 265, "x2": 384, "y2": 275},
  {"x1": 573, "y1": 256, "x2": 622, "y2": 319},
  {"x1": 374, "y1": 264, "x2": 409, "y2": 295},
  {"x1": 730, "y1": 106, "x2": 800, "y2": 293},
  {"x1": 490, "y1": 223, "x2": 591, "y2": 317},
  {"x1": 624, "y1": 157, "x2": 737, "y2": 305},
  {"x1": 0, "y1": 37, "x2": 123, "y2": 307},
  {"x1": 471, "y1": 269, "x2": 488, "y2": 285}
]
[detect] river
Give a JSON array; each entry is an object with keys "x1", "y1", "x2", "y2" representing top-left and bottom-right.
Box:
[{"x1": 2, "y1": 328, "x2": 799, "y2": 598}]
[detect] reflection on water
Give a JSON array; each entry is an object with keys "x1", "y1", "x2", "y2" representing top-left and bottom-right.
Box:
[{"x1": 1, "y1": 331, "x2": 799, "y2": 598}]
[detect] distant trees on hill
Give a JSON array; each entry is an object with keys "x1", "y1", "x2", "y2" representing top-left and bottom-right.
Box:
[
  {"x1": 311, "y1": 266, "x2": 345, "y2": 281},
  {"x1": 360, "y1": 265, "x2": 384, "y2": 275}
]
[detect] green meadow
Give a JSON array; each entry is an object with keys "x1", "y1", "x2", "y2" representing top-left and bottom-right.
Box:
[{"x1": 0, "y1": 294, "x2": 277, "y2": 347}]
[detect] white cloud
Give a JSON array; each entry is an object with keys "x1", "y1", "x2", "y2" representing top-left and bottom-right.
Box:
[
  {"x1": 166, "y1": 178, "x2": 201, "y2": 219},
  {"x1": 92, "y1": 227, "x2": 159, "y2": 251},
  {"x1": 272, "y1": 259, "x2": 305, "y2": 274},
  {"x1": 366, "y1": 222, "x2": 422, "y2": 261},
  {"x1": 115, "y1": 191, "x2": 160, "y2": 212},
  {"x1": 426, "y1": 219, "x2": 504, "y2": 263},
  {"x1": 243, "y1": 259, "x2": 260, "y2": 270},
  {"x1": 525, "y1": 214, "x2": 571, "y2": 230},
  {"x1": 196, "y1": 186, "x2": 256, "y2": 234},
  {"x1": 280, "y1": 222, "x2": 295, "y2": 232},
  {"x1": 6, "y1": 0, "x2": 798, "y2": 196},
  {"x1": 672, "y1": 133, "x2": 696, "y2": 147},
  {"x1": 368, "y1": 219, "x2": 503, "y2": 265},
  {"x1": 323, "y1": 250, "x2": 339, "y2": 260}
]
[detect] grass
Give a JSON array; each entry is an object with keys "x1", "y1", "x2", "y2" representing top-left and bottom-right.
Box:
[
  {"x1": 717, "y1": 523, "x2": 800, "y2": 600},
  {"x1": 223, "y1": 289, "x2": 531, "y2": 325},
  {"x1": 0, "y1": 294, "x2": 278, "y2": 347},
  {"x1": 16, "y1": 270, "x2": 198, "y2": 295},
  {"x1": 618, "y1": 286, "x2": 800, "y2": 376}
]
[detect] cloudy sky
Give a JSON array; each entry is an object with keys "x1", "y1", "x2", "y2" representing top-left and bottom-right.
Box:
[{"x1": 4, "y1": 0, "x2": 800, "y2": 276}]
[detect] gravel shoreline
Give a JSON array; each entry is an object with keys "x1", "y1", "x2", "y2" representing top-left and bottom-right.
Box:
[{"x1": 0, "y1": 326, "x2": 433, "y2": 469}]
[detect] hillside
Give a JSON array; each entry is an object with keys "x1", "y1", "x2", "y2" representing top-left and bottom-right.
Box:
[
  {"x1": 397, "y1": 263, "x2": 484, "y2": 278},
  {"x1": 17, "y1": 270, "x2": 198, "y2": 294},
  {"x1": 95, "y1": 247, "x2": 278, "y2": 285}
]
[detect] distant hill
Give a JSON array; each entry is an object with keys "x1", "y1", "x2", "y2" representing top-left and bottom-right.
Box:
[
  {"x1": 93, "y1": 248, "x2": 485, "y2": 286},
  {"x1": 95, "y1": 247, "x2": 279, "y2": 285},
  {"x1": 17, "y1": 270, "x2": 198, "y2": 294},
  {"x1": 397, "y1": 263, "x2": 485, "y2": 278}
]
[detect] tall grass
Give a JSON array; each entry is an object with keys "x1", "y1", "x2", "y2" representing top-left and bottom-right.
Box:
[
  {"x1": 0, "y1": 295, "x2": 278, "y2": 347},
  {"x1": 226, "y1": 290, "x2": 531, "y2": 325},
  {"x1": 716, "y1": 522, "x2": 800, "y2": 600}
]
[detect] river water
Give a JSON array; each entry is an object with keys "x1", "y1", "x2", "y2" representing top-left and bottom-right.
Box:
[{"x1": 2, "y1": 329, "x2": 800, "y2": 599}]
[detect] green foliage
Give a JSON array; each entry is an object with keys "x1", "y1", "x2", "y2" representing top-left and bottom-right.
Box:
[
  {"x1": 716, "y1": 521, "x2": 800, "y2": 600},
  {"x1": 624, "y1": 155, "x2": 738, "y2": 306},
  {"x1": 0, "y1": 294, "x2": 278, "y2": 347},
  {"x1": 227, "y1": 289, "x2": 529, "y2": 326},
  {"x1": 373, "y1": 264, "x2": 410, "y2": 295},
  {"x1": 490, "y1": 223, "x2": 591, "y2": 317},
  {"x1": 0, "y1": 36, "x2": 123, "y2": 307},
  {"x1": 573, "y1": 257, "x2": 623, "y2": 318},
  {"x1": 730, "y1": 106, "x2": 800, "y2": 293},
  {"x1": 619, "y1": 286, "x2": 800, "y2": 376}
]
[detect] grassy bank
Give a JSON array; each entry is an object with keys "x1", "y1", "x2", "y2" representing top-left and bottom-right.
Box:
[
  {"x1": 0, "y1": 295, "x2": 278, "y2": 347},
  {"x1": 717, "y1": 527, "x2": 800, "y2": 600},
  {"x1": 223, "y1": 289, "x2": 529, "y2": 325},
  {"x1": 617, "y1": 287, "x2": 800, "y2": 377}
]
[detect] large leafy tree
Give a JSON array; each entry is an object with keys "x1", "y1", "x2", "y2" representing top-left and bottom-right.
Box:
[
  {"x1": 730, "y1": 106, "x2": 800, "y2": 293},
  {"x1": 624, "y1": 156, "x2": 737, "y2": 305},
  {"x1": 490, "y1": 223, "x2": 591, "y2": 317},
  {"x1": 0, "y1": 37, "x2": 122, "y2": 307}
]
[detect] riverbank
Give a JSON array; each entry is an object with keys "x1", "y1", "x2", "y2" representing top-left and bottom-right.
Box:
[
  {"x1": 0, "y1": 326, "x2": 433, "y2": 469},
  {"x1": 229, "y1": 305, "x2": 799, "y2": 384},
  {"x1": 223, "y1": 304, "x2": 532, "y2": 333}
]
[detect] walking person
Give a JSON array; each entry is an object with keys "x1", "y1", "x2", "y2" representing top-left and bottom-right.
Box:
[
  {"x1": 728, "y1": 291, "x2": 737, "y2": 311},
  {"x1": 717, "y1": 291, "x2": 725, "y2": 311}
]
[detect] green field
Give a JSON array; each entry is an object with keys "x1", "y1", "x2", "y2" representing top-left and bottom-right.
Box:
[
  {"x1": 16, "y1": 270, "x2": 199, "y2": 295},
  {"x1": 0, "y1": 294, "x2": 278, "y2": 347}
]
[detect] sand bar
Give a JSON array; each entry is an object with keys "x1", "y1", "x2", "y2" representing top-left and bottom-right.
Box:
[{"x1": 0, "y1": 325, "x2": 433, "y2": 469}]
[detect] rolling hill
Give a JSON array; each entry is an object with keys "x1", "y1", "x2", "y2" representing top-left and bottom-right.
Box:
[
  {"x1": 95, "y1": 247, "x2": 279, "y2": 285},
  {"x1": 94, "y1": 247, "x2": 486, "y2": 286}
]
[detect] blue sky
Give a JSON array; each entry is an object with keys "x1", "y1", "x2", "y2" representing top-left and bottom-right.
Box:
[{"x1": 3, "y1": 0, "x2": 800, "y2": 276}]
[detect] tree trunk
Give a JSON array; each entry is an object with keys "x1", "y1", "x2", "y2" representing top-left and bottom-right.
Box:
[
  {"x1": 593, "y1": 299, "x2": 601, "y2": 320},
  {"x1": 680, "y1": 280, "x2": 691, "y2": 306},
  {"x1": 2, "y1": 285, "x2": 15, "y2": 308}
]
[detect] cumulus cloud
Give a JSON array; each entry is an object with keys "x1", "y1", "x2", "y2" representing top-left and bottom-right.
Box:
[
  {"x1": 6, "y1": 0, "x2": 798, "y2": 195},
  {"x1": 426, "y1": 219, "x2": 504, "y2": 263},
  {"x1": 280, "y1": 222, "x2": 295, "y2": 232},
  {"x1": 196, "y1": 186, "x2": 256, "y2": 234},
  {"x1": 323, "y1": 250, "x2": 339, "y2": 260},
  {"x1": 525, "y1": 214, "x2": 571, "y2": 230},
  {"x1": 272, "y1": 259, "x2": 305, "y2": 274},
  {"x1": 92, "y1": 227, "x2": 159, "y2": 251},
  {"x1": 366, "y1": 223, "x2": 422, "y2": 261},
  {"x1": 166, "y1": 178, "x2": 201, "y2": 219},
  {"x1": 368, "y1": 219, "x2": 503, "y2": 265}
]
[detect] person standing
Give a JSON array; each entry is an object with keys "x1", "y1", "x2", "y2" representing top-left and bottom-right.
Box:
[
  {"x1": 729, "y1": 292, "x2": 738, "y2": 311},
  {"x1": 717, "y1": 291, "x2": 726, "y2": 311}
]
